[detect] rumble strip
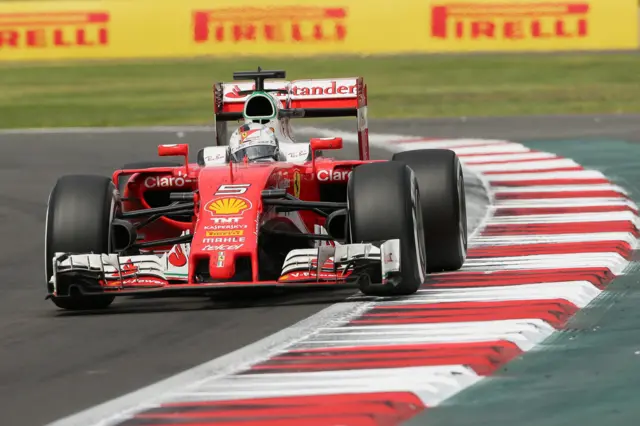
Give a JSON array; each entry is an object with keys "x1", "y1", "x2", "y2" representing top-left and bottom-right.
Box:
[{"x1": 48, "y1": 133, "x2": 638, "y2": 426}]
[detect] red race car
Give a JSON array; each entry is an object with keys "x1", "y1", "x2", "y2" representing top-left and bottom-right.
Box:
[{"x1": 45, "y1": 68, "x2": 467, "y2": 311}]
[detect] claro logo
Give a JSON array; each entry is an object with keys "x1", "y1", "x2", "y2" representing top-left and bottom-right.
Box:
[
  {"x1": 144, "y1": 176, "x2": 192, "y2": 188},
  {"x1": 317, "y1": 169, "x2": 352, "y2": 182},
  {"x1": 431, "y1": 2, "x2": 589, "y2": 40},
  {"x1": 193, "y1": 7, "x2": 347, "y2": 44},
  {"x1": 0, "y1": 11, "x2": 109, "y2": 49}
]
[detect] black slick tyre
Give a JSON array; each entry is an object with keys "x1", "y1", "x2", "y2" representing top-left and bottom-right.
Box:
[
  {"x1": 45, "y1": 175, "x2": 119, "y2": 310},
  {"x1": 347, "y1": 161, "x2": 427, "y2": 296},
  {"x1": 392, "y1": 149, "x2": 467, "y2": 272}
]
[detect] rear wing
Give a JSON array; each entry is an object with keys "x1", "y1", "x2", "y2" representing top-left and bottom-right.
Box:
[{"x1": 212, "y1": 76, "x2": 370, "y2": 160}]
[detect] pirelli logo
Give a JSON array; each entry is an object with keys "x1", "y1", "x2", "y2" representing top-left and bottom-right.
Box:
[
  {"x1": 205, "y1": 230, "x2": 244, "y2": 237},
  {"x1": 193, "y1": 7, "x2": 347, "y2": 44},
  {"x1": 431, "y1": 3, "x2": 589, "y2": 40},
  {"x1": 0, "y1": 11, "x2": 109, "y2": 49}
]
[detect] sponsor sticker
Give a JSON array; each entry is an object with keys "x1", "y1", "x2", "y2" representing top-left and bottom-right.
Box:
[
  {"x1": 280, "y1": 271, "x2": 340, "y2": 280},
  {"x1": 288, "y1": 149, "x2": 308, "y2": 159},
  {"x1": 145, "y1": 175, "x2": 190, "y2": 188},
  {"x1": 109, "y1": 259, "x2": 138, "y2": 277},
  {"x1": 168, "y1": 244, "x2": 187, "y2": 267},
  {"x1": 206, "y1": 153, "x2": 225, "y2": 162},
  {"x1": 206, "y1": 217, "x2": 242, "y2": 225},
  {"x1": 115, "y1": 277, "x2": 166, "y2": 287},
  {"x1": 317, "y1": 169, "x2": 352, "y2": 182},
  {"x1": 205, "y1": 197, "x2": 252, "y2": 216},
  {"x1": 216, "y1": 252, "x2": 225, "y2": 267},
  {"x1": 205, "y1": 230, "x2": 244, "y2": 237},
  {"x1": 202, "y1": 244, "x2": 243, "y2": 251},
  {"x1": 430, "y1": 2, "x2": 589, "y2": 42},
  {"x1": 205, "y1": 224, "x2": 248, "y2": 230},
  {"x1": 293, "y1": 169, "x2": 301, "y2": 197},
  {"x1": 193, "y1": 7, "x2": 347, "y2": 45},
  {"x1": 203, "y1": 237, "x2": 245, "y2": 244},
  {"x1": 205, "y1": 218, "x2": 248, "y2": 230},
  {"x1": 0, "y1": 11, "x2": 109, "y2": 50},
  {"x1": 224, "y1": 80, "x2": 356, "y2": 100}
]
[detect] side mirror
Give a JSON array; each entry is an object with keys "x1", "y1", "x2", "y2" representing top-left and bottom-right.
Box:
[
  {"x1": 158, "y1": 143, "x2": 189, "y2": 158},
  {"x1": 310, "y1": 137, "x2": 343, "y2": 151},
  {"x1": 158, "y1": 144, "x2": 190, "y2": 173}
]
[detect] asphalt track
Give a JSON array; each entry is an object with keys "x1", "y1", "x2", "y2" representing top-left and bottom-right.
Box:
[{"x1": 1, "y1": 114, "x2": 639, "y2": 426}]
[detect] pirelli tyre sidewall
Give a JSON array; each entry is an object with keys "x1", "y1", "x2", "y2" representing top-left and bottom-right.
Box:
[
  {"x1": 347, "y1": 161, "x2": 427, "y2": 296},
  {"x1": 392, "y1": 148, "x2": 468, "y2": 272},
  {"x1": 45, "y1": 175, "x2": 119, "y2": 310}
]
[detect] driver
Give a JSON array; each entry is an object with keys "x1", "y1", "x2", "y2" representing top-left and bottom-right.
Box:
[{"x1": 228, "y1": 123, "x2": 281, "y2": 163}]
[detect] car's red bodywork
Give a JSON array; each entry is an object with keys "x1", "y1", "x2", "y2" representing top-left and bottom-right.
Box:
[
  {"x1": 47, "y1": 71, "x2": 392, "y2": 296},
  {"x1": 108, "y1": 153, "x2": 378, "y2": 293},
  {"x1": 89, "y1": 73, "x2": 382, "y2": 294}
]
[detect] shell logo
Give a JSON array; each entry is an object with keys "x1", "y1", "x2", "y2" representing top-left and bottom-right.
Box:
[{"x1": 205, "y1": 197, "x2": 252, "y2": 216}]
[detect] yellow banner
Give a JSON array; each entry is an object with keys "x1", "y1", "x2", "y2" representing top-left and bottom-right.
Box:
[
  {"x1": 0, "y1": 0, "x2": 637, "y2": 61},
  {"x1": 421, "y1": 0, "x2": 639, "y2": 52}
]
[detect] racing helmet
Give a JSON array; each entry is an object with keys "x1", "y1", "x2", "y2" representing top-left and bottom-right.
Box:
[{"x1": 228, "y1": 123, "x2": 280, "y2": 163}]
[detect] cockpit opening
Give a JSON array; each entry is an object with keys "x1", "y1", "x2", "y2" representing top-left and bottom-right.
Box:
[{"x1": 244, "y1": 94, "x2": 276, "y2": 120}]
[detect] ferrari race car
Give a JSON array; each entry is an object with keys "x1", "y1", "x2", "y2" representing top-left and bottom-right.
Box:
[{"x1": 45, "y1": 68, "x2": 467, "y2": 310}]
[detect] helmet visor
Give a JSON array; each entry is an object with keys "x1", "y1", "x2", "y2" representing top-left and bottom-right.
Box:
[{"x1": 231, "y1": 145, "x2": 277, "y2": 162}]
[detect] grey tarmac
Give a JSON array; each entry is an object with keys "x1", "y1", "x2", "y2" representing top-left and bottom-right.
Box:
[{"x1": 0, "y1": 114, "x2": 638, "y2": 426}]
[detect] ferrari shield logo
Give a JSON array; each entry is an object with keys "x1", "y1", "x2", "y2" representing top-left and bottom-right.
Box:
[
  {"x1": 293, "y1": 170, "x2": 301, "y2": 198},
  {"x1": 240, "y1": 129, "x2": 260, "y2": 143}
]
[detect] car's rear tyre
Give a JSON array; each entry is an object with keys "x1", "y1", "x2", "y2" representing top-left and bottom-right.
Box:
[
  {"x1": 45, "y1": 175, "x2": 119, "y2": 310},
  {"x1": 392, "y1": 149, "x2": 467, "y2": 272},
  {"x1": 347, "y1": 161, "x2": 427, "y2": 296}
]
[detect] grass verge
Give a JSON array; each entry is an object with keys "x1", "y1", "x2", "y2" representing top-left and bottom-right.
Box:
[{"x1": 1, "y1": 53, "x2": 640, "y2": 128}]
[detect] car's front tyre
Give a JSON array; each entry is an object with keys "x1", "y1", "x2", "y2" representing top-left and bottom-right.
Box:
[
  {"x1": 45, "y1": 175, "x2": 118, "y2": 310},
  {"x1": 347, "y1": 161, "x2": 427, "y2": 296}
]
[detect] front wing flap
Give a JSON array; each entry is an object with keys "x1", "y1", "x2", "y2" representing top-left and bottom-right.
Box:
[
  {"x1": 278, "y1": 240, "x2": 401, "y2": 285},
  {"x1": 49, "y1": 239, "x2": 402, "y2": 297}
]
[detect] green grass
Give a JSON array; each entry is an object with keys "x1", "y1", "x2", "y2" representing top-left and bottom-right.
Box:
[{"x1": 2, "y1": 53, "x2": 640, "y2": 129}]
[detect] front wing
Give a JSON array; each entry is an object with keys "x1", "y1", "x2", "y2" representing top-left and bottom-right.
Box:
[{"x1": 48, "y1": 240, "x2": 401, "y2": 297}]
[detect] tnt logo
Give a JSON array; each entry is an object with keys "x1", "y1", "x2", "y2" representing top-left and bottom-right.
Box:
[
  {"x1": 0, "y1": 11, "x2": 109, "y2": 49},
  {"x1": 193, "y1": 7, "x2": 347, "y2": 44},
  {"x1": 431, "y1": 3, "x2": 589, "y2": 40}
]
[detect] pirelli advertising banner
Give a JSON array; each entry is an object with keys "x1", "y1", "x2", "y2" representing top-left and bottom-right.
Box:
[{"x1": 0, "y1": 0, "x2": 637, "y2": 61}]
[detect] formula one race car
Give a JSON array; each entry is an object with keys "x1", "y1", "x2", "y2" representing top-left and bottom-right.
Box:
[{"x1": 45, "y1": 68, "x2": 467, "y2": 310}]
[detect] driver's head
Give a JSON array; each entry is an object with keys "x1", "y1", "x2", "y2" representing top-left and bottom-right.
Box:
[{"x1": 228, "y1": 123, "x2": 279, "y2": 163}]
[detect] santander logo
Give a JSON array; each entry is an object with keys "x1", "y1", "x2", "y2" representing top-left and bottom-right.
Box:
[
  {"x1": 110, "y1": 259, "x2": 138, "y2": 277},
  {"x1": 168, "y1": 244, "x2": 187, "y2": 267},
  {"x1": 225, "y1": 80, "x2": 357, "y2": 100}
]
